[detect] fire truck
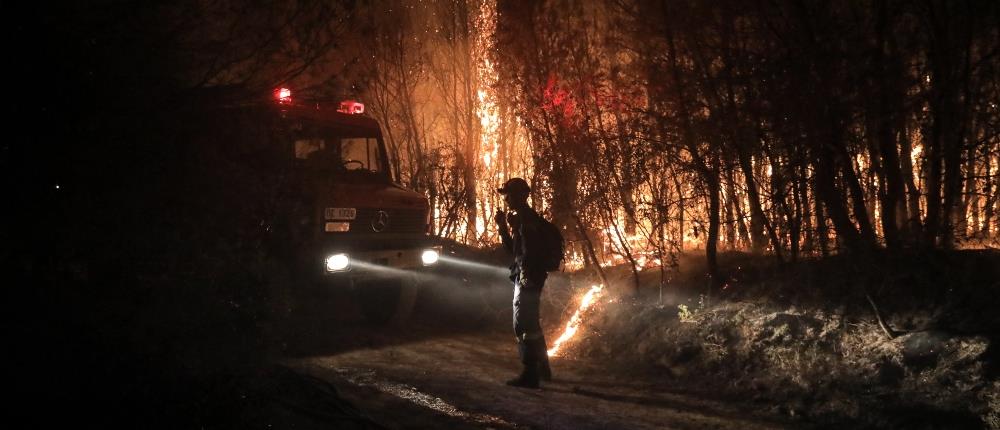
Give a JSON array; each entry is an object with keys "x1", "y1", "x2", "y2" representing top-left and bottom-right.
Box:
[{"x1": 259, "y1": 87, "x2": 440, "y2": 323}]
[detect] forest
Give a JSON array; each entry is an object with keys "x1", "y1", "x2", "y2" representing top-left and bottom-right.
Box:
[{"x1": 325, "y1": 0, "x2": 1000, "y2": 293}]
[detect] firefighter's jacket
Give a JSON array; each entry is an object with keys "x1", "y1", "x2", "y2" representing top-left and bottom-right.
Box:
[{"x1": 499, "y1": 206, "x2": 547, "y2": 285}]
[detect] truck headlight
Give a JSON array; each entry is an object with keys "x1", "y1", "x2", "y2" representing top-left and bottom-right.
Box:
[
  {"x1": 325, "y1": 253, "x2": 350, "y2": 272},
  {"x1": 421, "y1": 249, "x2": 440, "y2": 266}
]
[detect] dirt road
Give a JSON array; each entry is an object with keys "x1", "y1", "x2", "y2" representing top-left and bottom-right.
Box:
[{"x1": 285, "y1": 328, "x2": 796, "y2": 429}]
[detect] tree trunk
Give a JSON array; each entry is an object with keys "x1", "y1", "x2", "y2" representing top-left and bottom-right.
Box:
[
  {"x1": 800, "y1": 164, "x2": 815, "y2": 254},
  {"x1": 994, "y1": 154, "x2": 1000, "y2": 238},
  {"x1": 840, "y1": 145, "x2": 879, "y2": 247},
  {"x1": 899, "y1": 123, "x2": 923, "y2": 238},
  {"x1": 463, "y1": 151, "x2": 477, "y2": 242},
  {"x1": 956, "y1": 145, "x2": 977, "y2": 240},
  {"x1": 724, "y1": 169, "x2": 739, "y2": 248},
  {"x1": 871, "y1": 1, "x2": 908, "y2": 249},
  {"x1": 790, "y1": 170, "x2": 802, "y2": 262},
  {"x1": 737, "y1": 151, "x2": 768, "y2": 254},
  {"x1": 923, "y1": 0, "x2": 971, "y2": 250},
  {"x1": 981, "y1": 149, "x2": 995, "y2": 238},
  {"x1": 813, "y1": 131, "x2": 868, "y2": 254},
  {"x1": 572, "y1": 213, "x2": 609, "y2": 287},
  {"x1": 924, "y1": 124, "x2": 944, "y2": 247},
  {"x1": 815, "y1": 197, "x2": 830, "y2": 257},
  {"x1": 706, "y1": 167, "x2": 721, "y2": 288},
  {"x1": 675, "y1": 176, "x2": 685, "y2": 251},
  {"x1": 729, "y1": 166, "x2": 751, "y2": 248}
]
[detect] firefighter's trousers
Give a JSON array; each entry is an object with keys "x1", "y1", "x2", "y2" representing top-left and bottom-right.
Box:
[{"x1": 513, "y1": 273, "x2": 549, "y2": 369}]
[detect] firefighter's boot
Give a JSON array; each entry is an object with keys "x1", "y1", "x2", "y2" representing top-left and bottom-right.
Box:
[
  {"x1": 506, "y1": 341, "x2": 540, "y2": 389},
  {"x1": 537, "y1": 335, "x2": 552, "y2": 381}
]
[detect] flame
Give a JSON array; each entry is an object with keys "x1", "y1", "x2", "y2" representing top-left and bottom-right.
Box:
[
  {"x1": 562, "y1": 251, "x2": 587, "y2": 271},
  {"x1": 911, "y1": 143, "x2": 923, "y2": 166},
  {"x1": 547, "y1": 284, "x2": 605, "y2": 357},
  {"x1": 463, "y1": 0, "x2": 534, "y2": 244}
]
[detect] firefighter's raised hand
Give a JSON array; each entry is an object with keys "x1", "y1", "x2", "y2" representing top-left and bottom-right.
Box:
[{"x1": 494, "y1": 211, "x2": 509, "y2": 231}]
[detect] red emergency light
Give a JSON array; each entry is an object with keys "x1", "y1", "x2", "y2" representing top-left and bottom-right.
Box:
[
  {"x1": 338, "y1": 100, "x2": 365, "y2": 114},
  {"x1": 274, "y1": 87, "x2": 292, "y2": 104}
]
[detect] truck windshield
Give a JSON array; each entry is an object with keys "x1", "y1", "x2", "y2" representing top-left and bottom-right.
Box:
[{"x1": 294, "y1": 136, "x2": 386, "y2": 176}]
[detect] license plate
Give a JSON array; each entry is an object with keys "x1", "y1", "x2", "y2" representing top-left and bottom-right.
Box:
[
  {"x1": 325, "y1": 207, "x2": 357, "y2": 220},
  {"x1": 324, "y1": 222, "x2": 350, "y2": 232}
]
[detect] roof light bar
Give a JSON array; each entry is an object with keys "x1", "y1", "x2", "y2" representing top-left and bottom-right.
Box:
[{"x1": 274, "y1": 87, "x2": 292, "y2": 104}]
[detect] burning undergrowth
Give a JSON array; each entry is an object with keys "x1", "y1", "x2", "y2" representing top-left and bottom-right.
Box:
[
  {"x1": 548, "y1": 284, "x2": 605, "y2": 357},
  {"x1": 557, "y1": 251, "x2": 1000, "y2": 429}
]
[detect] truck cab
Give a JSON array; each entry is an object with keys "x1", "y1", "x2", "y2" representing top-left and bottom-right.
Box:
[
  {"x1": 267, "y1": 89, "x2": 439, "y2": 322},
  {"x1": 280, "y1": 97, "x2": 440, "y2": 276}
]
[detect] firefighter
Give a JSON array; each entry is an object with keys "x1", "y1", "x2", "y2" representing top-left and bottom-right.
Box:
[{"x1": 495, "y1": 177, "x2": 552, "y2": 388}]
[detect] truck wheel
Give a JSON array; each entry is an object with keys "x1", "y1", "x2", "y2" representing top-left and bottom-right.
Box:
[{"x1": 355, "y1": 278, "x2": 418, "y2": 325}]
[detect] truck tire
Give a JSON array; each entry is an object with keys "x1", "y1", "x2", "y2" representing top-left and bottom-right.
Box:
[{"x1": 355, "y1": 278, "x2": 418, "y2": 325}]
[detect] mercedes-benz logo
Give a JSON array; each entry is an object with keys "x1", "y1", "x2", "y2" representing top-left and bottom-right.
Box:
[{"x1": 371, "y1": 210, "x2": 389, "y2": 232}]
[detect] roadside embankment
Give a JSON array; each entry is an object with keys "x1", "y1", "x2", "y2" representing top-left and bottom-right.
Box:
[{"x1": 556, "y1": 251, "x2": 999, "y2": 429}]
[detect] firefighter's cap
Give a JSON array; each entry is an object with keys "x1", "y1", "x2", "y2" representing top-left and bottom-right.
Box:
[{"x1": 497, "y1": 177, "x2": 531, "y2": 195}]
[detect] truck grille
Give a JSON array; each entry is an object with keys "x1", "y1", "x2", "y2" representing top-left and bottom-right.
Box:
[{"x1": 354, "y1": 208, "x2": 426, "y2": 234}]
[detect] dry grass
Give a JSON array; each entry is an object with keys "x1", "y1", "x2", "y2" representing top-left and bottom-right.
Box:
[{"x1": 555, "y1": 250, "x2": 1000, "y2": 428}]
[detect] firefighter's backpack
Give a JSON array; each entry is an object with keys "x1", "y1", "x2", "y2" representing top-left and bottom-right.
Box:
[{"x1": 538, "y1": 217, "x2": 565, "y2": 272}]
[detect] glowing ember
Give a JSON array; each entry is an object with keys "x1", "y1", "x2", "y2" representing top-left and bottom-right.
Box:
[{"x1": 547, "y1": 284, "x2": 605, "y2": 357}]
